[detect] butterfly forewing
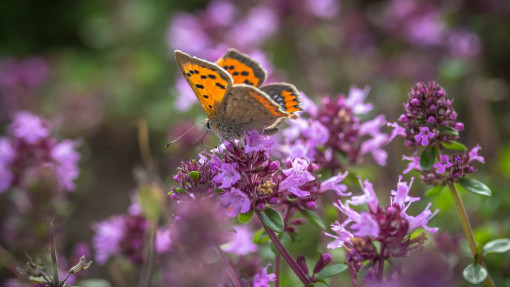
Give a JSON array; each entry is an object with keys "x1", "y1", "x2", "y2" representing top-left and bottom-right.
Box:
[
  {"x1": 259, "y1": 83, "x2": 302, "y2": 118},
  {"x1": 175, "y1": 50, "x2": 233, "y2": 118},
  {"x1": 216, "y1": 49, "x2": 267, "y2": 87},
  {"x1": 217, "y1": 85, "x2": 289, "y2": 136}
]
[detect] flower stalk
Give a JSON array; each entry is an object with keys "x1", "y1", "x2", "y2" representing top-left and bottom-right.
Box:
[
  {"x1": 257, "y1": 212, "x2": 311, "y2": 285},
  {"x1": 448, "y1": 183, "x2": 495, "y2": 287}
]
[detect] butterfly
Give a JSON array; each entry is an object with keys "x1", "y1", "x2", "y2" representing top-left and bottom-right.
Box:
[{"x1": 174, "y1": 49, "x2": 302, "y2": 141}]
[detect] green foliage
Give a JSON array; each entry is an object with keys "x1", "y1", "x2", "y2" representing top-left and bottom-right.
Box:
[
  {"x1": 462, "y1": 263, "x2": 488, "y2": 285},
  {"x1": 420, "y1": 147, "x2": 437, "y2": 171},
  {"x1": 259, "y1": 208, "x2": 285, "y2": 233},
  {"x1": 459, "y1": 178, "x2": 492, "y2": 197}
]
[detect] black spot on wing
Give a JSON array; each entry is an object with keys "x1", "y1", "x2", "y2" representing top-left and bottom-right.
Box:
[
  {"x1": 241, "y1": 71, "x2": 249, "y2": 76},
  {"x1": 196, "y1": 84, "x2": 204, "y2": 89},
  {"x1": 216, "y1": 83, "x2": 226, "y2": 89}
]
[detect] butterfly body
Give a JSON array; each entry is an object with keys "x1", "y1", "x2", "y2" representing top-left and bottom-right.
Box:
[{"x1": 175, "y1": 49, "x2": 301, "y2": 141}]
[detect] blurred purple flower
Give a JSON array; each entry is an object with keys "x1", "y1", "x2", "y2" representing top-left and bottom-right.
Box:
[
  {"x1": 304, "y1": 0, "x2": 341, "y2": 19},
  {"x1": 220, "y1": 187, "x2": 251, "y2": 217},
  {"x1": 223, "y1": 225, "x2": 257, "y2": 255},
  {"x1": 320, "y1": 171, "x2": 350, "y2": 196},
  {"x1": 252, "y1": 263, "x2": 276, "y2": 287},
  {"x1": 448, "y1": 29, "x2": 481, "y2": 57},
  {"x1": 206, "y1": 0, "x2": 237, "y2": 27},
  {"x1": 9, "y1": 111, "x2": 50, "y2": 144},
  {"x1": 402, "y1": 154, "x2": 421, "y2": 174},
  {"x1": 92, "y1": 216, "x2": 124, "y2": 265},
  {"x1": 0, "y1": 137, "x2": 15, "y2": 165},
  {"x1": 0, "y1": 57, "x2": 49, "y2": 89},
  {"x1": 0, "y1": 164, "x2": 13, "y2": 194},
  {"x1": 51, "y1": 140, "x2": 80, "y2": 191},
  {"x1": 404, "y1": 12, "x2": 445, "y2": 46},
  {"x1": 346, "y1": 85, "x2": 373, "y2": 114},
  {"x1": 433, "y1": 155, "x2": 453, "y2": 174},
  {"x1": 174, "y1": 76, "x2": 198, "y2": 111},
  {"x1": 468, "y1": 144, "x2": 484, "y2": 163},
  {"x1": 228, "y1": 7, "x2": 278, "y2": 49},
  {"x1": 167, "y1": 13, "x2": 211, "y2": 56}
]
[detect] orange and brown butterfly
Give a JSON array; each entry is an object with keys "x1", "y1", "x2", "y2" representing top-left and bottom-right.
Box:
[{"x1": 174, "y1": 49, "x2": 302, "y2": 141}]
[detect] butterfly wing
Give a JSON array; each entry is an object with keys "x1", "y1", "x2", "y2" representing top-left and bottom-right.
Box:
[
  {"x1": 175, "y1": 50, "x2": 233, "y2": 118},
  {"x1": 216, "y1": 49, "x2": 267, "y2": 87},
  {"x1": 215, "y1": 85, "x2": 290, "y2": 138},
  {"x1": 259, "y1": 83, "x2": 302, "y2": 118}
]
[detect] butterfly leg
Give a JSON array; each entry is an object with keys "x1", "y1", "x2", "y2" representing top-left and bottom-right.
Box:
[{"x1": 263, "y1": 127, "x2": 279, "y2": 135}]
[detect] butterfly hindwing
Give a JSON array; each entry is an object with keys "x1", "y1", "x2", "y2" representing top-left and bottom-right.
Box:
[
  {"x1": 175, "y1": 50, "x2": 233, "y2": 118},
  {"x1": 217, "y1": 84, "x2": 289, "y2": 137},
  {"x1": 216, "y1": 49, "x2": 267, "y2": 87},
  {"x1": 259, "y1": 83, "x2": 302, "y2": 118}
]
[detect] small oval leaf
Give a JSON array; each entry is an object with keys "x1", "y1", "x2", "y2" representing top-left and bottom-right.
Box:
[
  {"x1": 300, "y1": 209, "x2": 327, "y2": 230},
  {"x1": 420, "y1": 147, "x2": 437, "y2": 171},
  {"x1": 238, "y1": 211, "x2": 254, "y2": 224},
  {"x1": 442, "y1": 140, "x2": 467, "y2": 151},
  {"x1": 459, "y1": 178, "x2": 492, "y2": 197},
  {"x1": 315, "y1": 264, "x2": 347, "y2": 280},
  {"x1": 258, "y1": 208, "x2": 285, "y2": 233},
  {"x1": 438, "y1": 125, "x2": 459, "y2": 136},
  {"x1": 188, "y1": 171, "x2": 200, "y2": 181},
  {"x1": 253, "y1": 228, "x2": 269, "y2": 244},
  {"x1": 482, "y1": 238, "x2": 510, "y2": 256},
  {"x1": 462, "y1": 263, "x2": 488, "y2": 285},
  {"x1": 425, "y1": 185, "x2": 445, "y2": 197}
]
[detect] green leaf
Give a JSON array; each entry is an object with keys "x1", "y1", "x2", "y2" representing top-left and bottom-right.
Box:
[
  {"x1": 442, "y1": 140, "x2": 467, "y2": 151},
  {"x1": 253, "y1": 229, "x2": 269, "y2": 244},
  {"x1": 188, "y1": 171, "x2": 200, "y2": 181},
  {"x1": 238, "y1": 211, "x2": 254, "y2": 224},
  {"x1": 459, "y1": 178, "x2": 492, "y2": 197},
  {"x1": 482, "y1": 238, "x2": 510, "y2": 256},
  {"x1": 315, "y1": 264, "x2": 347, "y2": 280},
  {"x1": 425, "y1": 185, "x2": 445, "y2": 197},
  {"x1": 420, "y1": 147, "x2": 437, "y2": 171},
  {"x1": 462, "y1": 263, "x2": 488, "y2": 285},
  {"x1": 438, "y1": 125, "x2": 459, "y2": 136},
  {"x1": 258, "y1": 208, "x2": 285, "y2": 233},
  {"x1": 300, "y1": 209, "x2": 327, "y2": 230}
]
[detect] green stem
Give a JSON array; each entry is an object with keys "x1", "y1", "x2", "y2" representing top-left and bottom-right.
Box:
[
  {"x1": 448, "y1": 183, "x2": 495, "y2": 287},
  {"x1": 257, "y1": 213, "x2": 311, "y2": 285}
]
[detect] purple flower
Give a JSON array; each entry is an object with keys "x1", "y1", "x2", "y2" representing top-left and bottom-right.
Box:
[
  {"x1": 398, "y1": 82, "x2": 462, "y2": 148},
  {"x1": 245, "y1": 129, "x2": 274, "y2": 153},
  {"x1": 346, "y1": 85, "x2": 373, "y2": 114},
  {"x1": 0, "y1": 164, "x2": 13, "y2": 194},
  {"x1": 468, "y1": 144, "x2": 484, "y2": 163},
  {"x1": 213, "y1": 162, "x2": 241, "y2": 188},
  {"x1": 167, "y1": 13, "x2": 211, "y2": 56},
  {"x1": 50, "y1": 140, "x2": 80, "y2": 191},
  {"x1": 414, "y1": 127, "x2": 435, "y2": 146},
  {"x1": 174, "y1": 76, "x2": 199, "y2": 112},
  {"x1": 92, "y1": 216, "x2": 124, "y2": 265},
  {"x1": 252, "y1": 263, "x2": 276, "y2": 287},
  {"x1": 155, "y1": 229, "x2": 172, "y2": 253},
  {"x1": 433, "y1": 155, "x2": 453, "y2": 174},
  {"x1": 280, "y1": 158, "x2": 315, "y2": 197},
  {"x1": 320, "y1": 171, "x2": 350, "y2": 196},
  {"x1": 402, "y1": 155, "x2": 421, "y2": 174},
  {"x1": 223, "y1": 226, "x2": 257, "y2": 255},
  {"x1": 304, "y1": 0, "x2": 341, "y2": 19},
  {"x1": 0, "y1": 138, "x2": 15, "y2": 165},
  {"x1": 387, "y1": 122, "x2": 406, "y2": 141},
  {"x1": 405, "y1": 203, "x2": 439, "y2": 233},
  {"x1": 324, "y1": 221, "x2": 353, "y2": 249},
  {"x1": 220, "y1": 188, "x2": 251, "y2": 217},
  {"x1": 347, "y1": 178, "x2": 379, "y2": 212},
  {"x1": 360, "y1": 133, "x2": 389, "y2": 166},
  {"x1": 9, "y1": 111, "x2": 50, "y2": 144},
  {"x1": 228, "y1": 6, "x2": 278, "y2": 49}
]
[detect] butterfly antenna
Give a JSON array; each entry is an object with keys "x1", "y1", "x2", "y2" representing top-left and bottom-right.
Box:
[{"x1": 165, "y1": 125, "x2": 197, "y2": 148}]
